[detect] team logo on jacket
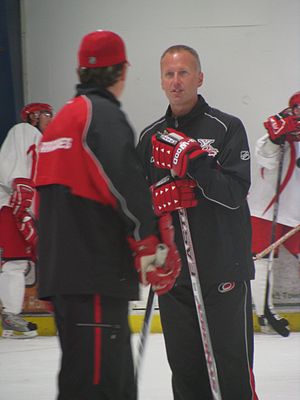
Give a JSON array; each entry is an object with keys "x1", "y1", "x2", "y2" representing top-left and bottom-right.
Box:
[
  {"x1": 196, "y1": 139, "x2": 218, "y2": 157},
  {"x1": 240, "y1": 151, "x2": 250, "y2": 160},
  {"x1": 218, "y1": 281, "x2": 236, "y2": 293}
]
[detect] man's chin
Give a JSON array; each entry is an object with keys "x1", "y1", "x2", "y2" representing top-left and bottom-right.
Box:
[{"x1": 168, "y1": 93, "x2": 183, "y2": 103}]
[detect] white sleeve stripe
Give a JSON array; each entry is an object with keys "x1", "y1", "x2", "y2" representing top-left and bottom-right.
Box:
[
  {"x1": 139, "y1": 117, "x2": 166, "y2": 142},
  {"x1": 204, "y1": 112, "x2": 228, "y2": 131},
  {"x1": 198, "y1": 184, "x2": 240, "y2": 210},
  {"x1": 188, "y1": 171, "x2": 240, "y2": 210}
]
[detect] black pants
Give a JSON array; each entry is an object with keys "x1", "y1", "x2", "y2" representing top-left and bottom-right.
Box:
[
  {"x1": 53, "y1": 294, "x2": 136, "y2": 400},
  {"x1": 158, "y1": 281, "x2": 257, "y2": 400}
]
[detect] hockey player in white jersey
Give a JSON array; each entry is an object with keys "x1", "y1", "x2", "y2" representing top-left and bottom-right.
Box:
[
  {"x1": 0, "y1": 103, "x2": 53, "y2": 337},
  {"x1": 248, "y1": 92, "x2": 300, "y2": 336}
]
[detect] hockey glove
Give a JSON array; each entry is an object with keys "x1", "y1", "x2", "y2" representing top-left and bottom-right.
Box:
[
  {"x1": 10, "y1": 178, "x2": 35, "y2": 216},
  {"x1": 128, "y1": 215, "x2": 181, "y2": 295},
  {"x1": 15, "y1": 211, "x2": 37, "y2": 249},
  {"x1": 152, "y1": 128, "x2": 208, "y2": 178},
  {"x1": 157, "y1": 212, "x2": 181, "y2": 279},
  {"x1": 151, "y1": 176, "x2": 198, "y2": 216},
  {"x1": 9, "y1": 177, "x2": 37, "y2": 251},
  {"x1": 264, "y1": 109, "x2": 300, "y2": 144}
]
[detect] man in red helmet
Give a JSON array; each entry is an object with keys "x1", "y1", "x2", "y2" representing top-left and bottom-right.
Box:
[
  {"x1": 248, "y1": 92, "x2": 300, "y2": 336},
  {"x1": 0, "y1": 102, "x2": 53, "y2": 338}
]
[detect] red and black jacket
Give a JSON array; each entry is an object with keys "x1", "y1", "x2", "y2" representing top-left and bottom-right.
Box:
[{"x1": 35, "y1": 85, "x2": 157, "y2": 300}]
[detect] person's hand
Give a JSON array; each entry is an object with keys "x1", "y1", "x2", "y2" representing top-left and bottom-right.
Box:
[
  {"x1": 9, "y1": 178, "x2": 37, "y2": 252},
  {"x1": 151, "y1": 176, "x2": 197, "y2": 216},
  {"x1": 152, "y1": 128, "x2": 208, "y2": 177},
  {"x1": 15, "y1": 211, "x2": 37, "y2": 248},
  {"x1": 157, "y1": 212, "x2": 181, "y2": 288},
  {"x1": 264, "y1": 109, "x2": 300, "y2": 144},
  {"x1": 10, "y1": 178, "x2": 34, "y2": 216},
  {"x1": 128, "y1": 214, "x2": 181, "y2": 295}
]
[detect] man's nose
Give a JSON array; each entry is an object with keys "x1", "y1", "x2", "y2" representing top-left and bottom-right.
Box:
[{"x1": 172, "y1": 73, "x2": 181, "y2": 84}]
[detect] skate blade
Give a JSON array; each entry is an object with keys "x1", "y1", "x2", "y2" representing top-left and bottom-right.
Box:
[
  {"x1": 2, "y1": 329, "x2": 38, "y2": 339},
  {"x1": 259, "y1": 326, "x2": 277, "y2": 335}
]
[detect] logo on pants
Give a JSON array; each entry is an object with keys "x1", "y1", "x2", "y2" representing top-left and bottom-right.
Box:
[{"x1": 218, "y1": 281, "x2": 236, "y2": 293}]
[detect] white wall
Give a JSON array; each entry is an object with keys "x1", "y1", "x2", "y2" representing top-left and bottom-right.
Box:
[{"x1": 21, "y1": 0, "x2": 300, "y2": 160}]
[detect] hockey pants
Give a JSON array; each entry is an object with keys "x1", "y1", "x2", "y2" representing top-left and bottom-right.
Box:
[{"x1": 0, "y1": 260, "x2": 27, "y2": 314}]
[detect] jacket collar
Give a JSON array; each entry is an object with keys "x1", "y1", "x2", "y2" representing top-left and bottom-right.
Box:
[
  {"x1": 165, "y1": 95, "x2": 209, "y2": 128},
  {"x1": 75, "y1": 84, "x2": 121, "y2": 107}
]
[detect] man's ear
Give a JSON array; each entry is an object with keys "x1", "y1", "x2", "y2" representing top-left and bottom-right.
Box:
[
  {"x1": 198, "y1": 72, "x2": 204, "y2": 88},
  {"x1": 120, "y1": 63, "x2": 128, "y2": 81}
]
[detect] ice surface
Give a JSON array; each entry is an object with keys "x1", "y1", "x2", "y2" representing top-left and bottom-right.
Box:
[{"x1": 0, "y1": 333, "x2": 299, "y2": 399}]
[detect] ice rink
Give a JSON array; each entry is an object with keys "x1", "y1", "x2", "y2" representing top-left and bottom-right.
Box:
[{"x1": 0, "y1": 332, "x2": 299, "y2": 400}]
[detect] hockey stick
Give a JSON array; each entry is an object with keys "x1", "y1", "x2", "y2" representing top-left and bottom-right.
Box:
[
  {"x1": 134, "y1": 287, "x2": 156, "y2": 383},
  {"x1": 254, "y1": 224, "x2": 300, "y2": 260},
  {"x1": 178, "y1": 208, "x2": 222, "y2": 400},
  {"x1": 263, "y1": 143, "x2": 285, "y2": 328},
  {"x1": 134, "y1": 242, "x2": 168, "y2": 382}
]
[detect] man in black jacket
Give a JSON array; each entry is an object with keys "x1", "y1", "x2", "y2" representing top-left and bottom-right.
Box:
[
  {"x1": 137, "y1": 45, "x2": 258, "y2": 399},
  {"x1": 34, "y1": 31, "x2": 181, "y2": 400}
]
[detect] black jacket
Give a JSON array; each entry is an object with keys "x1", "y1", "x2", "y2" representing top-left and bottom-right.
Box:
[
  {"x1": 35, "y1": 85, "x2": 157, "y2": 300},
  {"x1": 137, "y1": 95, "x2": 255, "y2": 286}
]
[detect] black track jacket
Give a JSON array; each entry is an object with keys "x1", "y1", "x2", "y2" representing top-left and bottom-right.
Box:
[
  {"x1": 137, "y1": 95, "x2": 255, "y2": 286},
  {"x1": 35, "y1": 85, "x2": 157, "y2": 300}
]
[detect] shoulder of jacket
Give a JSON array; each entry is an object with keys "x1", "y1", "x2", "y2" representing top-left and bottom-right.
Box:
[
  {"x1": 139, "y1": 116, "x2": 166, "y2": 142},
  {"x1": 9, "y1": 122, "x2": 41, "y2": 139},
  {"x1": 204, "y1": 107, "x2": 243, "y2": 132}
]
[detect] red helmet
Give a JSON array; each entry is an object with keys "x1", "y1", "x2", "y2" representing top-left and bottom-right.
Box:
[
  {"x1": 289, "y1": 92, "x2": 300, "y2": 109},
  {"x1": 21, "y1": 103, "x2": 53, "y2": 122}
]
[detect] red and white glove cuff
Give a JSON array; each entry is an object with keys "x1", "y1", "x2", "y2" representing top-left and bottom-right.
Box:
[{"x1": 151, "y1": 177, "x2": 197, "y2": 215}]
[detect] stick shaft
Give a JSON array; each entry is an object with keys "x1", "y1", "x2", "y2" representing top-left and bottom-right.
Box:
[
  {"x1": 264, "y1": 143, "x2": 285, "y2": 309},
  {"x1": 254, "y1": 224, "x2": 300, "y2": 260},
  {"x1": 134, "y1": 288, "x2": 156, "y2": 382},
  {"x1": 178, "y1": 208, "x2": 222, "y2": 400}
]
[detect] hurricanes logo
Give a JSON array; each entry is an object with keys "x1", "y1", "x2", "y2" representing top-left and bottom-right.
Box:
[
  {"x1": 218, "y1": 282, "x2": 236, "y2": 293},
  {"x1": 197, "y1": 139, "x2": 218, "y2": 157}
]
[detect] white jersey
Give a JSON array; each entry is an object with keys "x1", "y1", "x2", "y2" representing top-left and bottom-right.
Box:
[
  {"x1": 248, "y1": 134, "x2": 300, "y2": 227},
  {"x1": 0, "y1": 123, "x2": 41, "y2": 208}
]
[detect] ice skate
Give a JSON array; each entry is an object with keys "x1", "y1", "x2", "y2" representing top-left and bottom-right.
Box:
[
  {"x1": 258, "y1": 313, "x2": 290, "y2": 337},
  {"x1": 258, "y1": 315, "x2": 277, "y2": 334},
  {"x1": 1, "y1": 313, "x2": 38, "y2": 338},
  {"x1": 264, "y1": 307, "x2": 290, "y2": 337}
]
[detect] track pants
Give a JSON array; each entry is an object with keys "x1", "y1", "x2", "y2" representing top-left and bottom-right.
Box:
[
  {"x1": 53, "y1": 294, "x2": 136, "y2": 400},
  {"x1": 158, "y1": 281, "x2": 258, "y2": 400}
]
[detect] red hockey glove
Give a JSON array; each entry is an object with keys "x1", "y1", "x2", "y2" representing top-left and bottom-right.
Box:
[
  {"x1": 150, "y1": 176, "x2": 197, "y2": 216},
  {"x1": 152, "y1": 128, "x2": 208, "y2": 178},
  {"x1": 150, "y1": 214, "x2": 181, "y2": 295},
  {"x1": 157, "y1": 212, "x2": 181, "y2": 280},
  {"x1": 128, "y1": 216, "x2": 181, "y2": 295},
  {"x1": 10, "y1": 178, "x2": 35, "y2": 216},
  {"x1": 264, "y1": 110, "x2": 300, "y2": 144},
  {"x1": 9, "y1": 178, "x2": 37, "y2": 253},
  {"x1": 15, "y1": 211, "x2": 37, "y2": 249}
]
